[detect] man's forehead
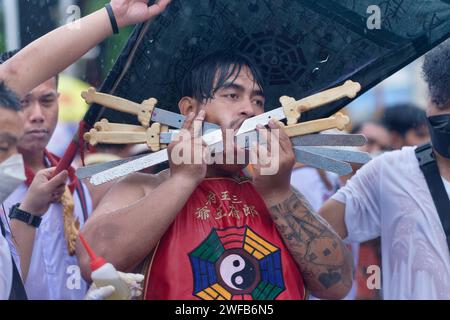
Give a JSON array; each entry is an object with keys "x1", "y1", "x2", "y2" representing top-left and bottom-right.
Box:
[
  {"x1": 221, "y1": 64, "x2": 254, "y2": 80},
  {"x1": 215, "y1": 65, "x2": 263, "y2": 93},
  {"x1": 426, "y1": 100, "x2": 450, "y2": 116},
  {"x1": 27, "y1": 78, "x2": 58, "y2": 96}
]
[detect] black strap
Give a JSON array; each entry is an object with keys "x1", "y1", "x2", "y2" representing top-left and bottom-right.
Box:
[
  {"x1": 0, "y1": 217, "x2": 28, "y2": 300},
  {"x1": 415, "y1": 143, "x2": 450, "y2": 250},
  {"x1": 105, "y1": 3, "x2": 119, "y2": 34}
]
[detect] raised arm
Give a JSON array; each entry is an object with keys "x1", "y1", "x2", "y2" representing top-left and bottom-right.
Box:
[
  {"x1": 251, "y1": 120, "x2": 354, "y2": 299},
  {"x1": 0, "y1": 0, "x2": 171, "y2": 96}
]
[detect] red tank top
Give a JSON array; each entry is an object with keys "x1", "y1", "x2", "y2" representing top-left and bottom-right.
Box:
[{"x1": 143, "y1": 177, "x2": 306, "y2": 300}]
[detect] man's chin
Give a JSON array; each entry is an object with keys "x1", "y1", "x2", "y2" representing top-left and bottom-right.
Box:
[
  {"x1": 18, "y1": 141, "x2": 48, "y2": 155},
  {"x1": 211, "y1": 163, "x2": 248, "y2": 175}
]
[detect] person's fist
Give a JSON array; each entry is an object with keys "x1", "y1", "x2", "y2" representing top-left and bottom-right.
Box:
[
  {"x1": 250, "y1": 120, "x2": 295, "y2": 205},
  {"x1": 110, "y1": 0, "x2": 172, "y2": 28},
  {"x1": 20, "y1": 168, "x2": 68, "y2": 217},
  {"x1": 168, "y1": 110, "x2": 208, "y2": 186}
]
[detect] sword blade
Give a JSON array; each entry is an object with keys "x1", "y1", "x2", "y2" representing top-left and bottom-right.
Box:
[
  {"x1": 293, "y1": 147, "x2": 353, "y2": 176},
  {"x1": 160, "y1": 132, "x2": 175, "y2": 144},
  {"x1": 290, "y1": 134, "x2": 367, "y2": 147},
  {"x1": 209, "y1": 132, "x2": 367, "y2": 151},
  {"x1": 151, "y1": 107, "x2": 220, "y2": 132},
  {"x1": 90, "y1": 149, "x2": 169, "y2": 186},
  {"x1": 76, "y1": 154, "x2": 148, "y2": 180},
  {"x1": 86, "y1": 131, "x2": 367, "y2": 184},
  {"x1": 297, "y1": 146, "x2": 371, "y2": 164},
  {"x1": 235, "y1": 107, "x2": 286, "y2": 136},
  {"x1": 89, "y1": 127, "x2": 224, "y2": 185}
]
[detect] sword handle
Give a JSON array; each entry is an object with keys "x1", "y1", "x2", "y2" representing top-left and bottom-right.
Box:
[
  {"x1": 84, "y1": 122, "x2": 163, "y2": 152},
  {"x1": 94, "y1": 119, "x2": 146, "y2": 132},
  {"x1": 84, "y1": 129, "x2": 147, "y2": 146},
  {"x1": 280, "y1": 80, "x2": 361, "y2": 125},
  {"x1": 147, "y1": 123, "x2": 162, "y2": 152},
  {"x1": 283, "y1": 113, "x2": 350, "y2": 137},
  {"x1": 81, "y1": 88, "x2": 157, "y2": 128}
]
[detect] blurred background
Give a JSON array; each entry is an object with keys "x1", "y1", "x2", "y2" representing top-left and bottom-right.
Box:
[{"x1": 0, "y1": 0, "x2": 133, "y2": 85}]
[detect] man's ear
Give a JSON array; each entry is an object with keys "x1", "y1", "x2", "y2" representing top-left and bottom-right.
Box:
[{"x1": 178, "y1": 97, "x2": 200, "y2": 116}]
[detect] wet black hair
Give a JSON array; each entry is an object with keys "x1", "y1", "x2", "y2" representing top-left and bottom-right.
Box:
[
  {"x1": 0, "y1": 81, "x2": 21, "y2": 112},
  {"x1": 181, "y1": 50, "x2": 265, "y2": 105},
  {"x1": 422, "y1": 39, "x2": 450, "y2": 110},
  {"x1": 0, "y1": 49, "x2": 20, "y2": 64},
  {"x1": 381, "y1": 103, "x2": 427, "y2": 137}
]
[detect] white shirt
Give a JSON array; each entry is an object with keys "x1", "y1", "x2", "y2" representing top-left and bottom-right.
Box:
[
  {"x1": 333, "y1": 147, "x2": 450, "y2": 299},
  {"x1": 2, "y1": 182, "x2": 92, "y2": 300},
  {"x1": 291, "y1": 167, "x2": 340, "y2": 212},
  {"x1": 0, "y1": 233, "x2": 12, "y2": 300}
]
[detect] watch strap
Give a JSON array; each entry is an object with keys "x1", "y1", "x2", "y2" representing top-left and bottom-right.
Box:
[{"x1": 9, "y1": 203, "x2": 42, "y2": 228}]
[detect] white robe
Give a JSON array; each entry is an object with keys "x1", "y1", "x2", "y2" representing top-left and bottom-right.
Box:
[
  {"x1": 333, "y1": 146, "x2": 450, "y2": 299},
  {"x1": 2, "y1": 182, "x2": 92, "y2": 300}
]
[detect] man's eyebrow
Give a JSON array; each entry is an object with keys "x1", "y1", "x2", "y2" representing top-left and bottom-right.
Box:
[
  {"x1": 40, "y1": 92, "x2": 58, "y2": 99},
  {"x1": 252, "y1": 88, "x2": 264, "y2": 98},
  {"x1": 219, "y1": 83, "x2": 265, "y2": 98},
  {"x1": 22, "y1": 93, "x2": 32, "y2": 100},
  {"x1": 219, "y1": 83, "x2": 245, "y2": 92}
]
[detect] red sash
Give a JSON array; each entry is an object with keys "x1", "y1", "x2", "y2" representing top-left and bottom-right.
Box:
[{"x1": 143, "y1": 177, "x2": 306, "y2": 300}]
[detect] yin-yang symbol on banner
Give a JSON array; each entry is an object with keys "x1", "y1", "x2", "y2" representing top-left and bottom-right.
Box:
[{"x1": 215, "y1": 248, "x2": 260, "y2": 294}]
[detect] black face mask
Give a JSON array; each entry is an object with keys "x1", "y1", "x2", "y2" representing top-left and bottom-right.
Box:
[{"x1": 426, "y1": 113, "x2": 450, "y2": 158}]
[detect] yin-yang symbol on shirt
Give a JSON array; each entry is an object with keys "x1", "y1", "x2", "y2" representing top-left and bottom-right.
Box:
[{"x1": 217, "y1": 250, "x2": 259, "y2": 292}]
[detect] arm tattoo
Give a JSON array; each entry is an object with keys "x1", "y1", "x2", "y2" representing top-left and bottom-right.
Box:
[{"x1": 269, "y1": 187, "x2": 353, "y2": 294}]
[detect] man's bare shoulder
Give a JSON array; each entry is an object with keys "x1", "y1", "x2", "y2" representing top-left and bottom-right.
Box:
[
  {"x1": 117, "y1": 169, "x2": 170, "y2": 192},
  {"x1": 94, "y1": 170, "x2": 171, "y2": 212}
]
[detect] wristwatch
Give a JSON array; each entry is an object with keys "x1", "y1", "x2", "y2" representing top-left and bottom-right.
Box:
[{"x1": 9, "y1": 203, "x2": 42, "y2": 228}]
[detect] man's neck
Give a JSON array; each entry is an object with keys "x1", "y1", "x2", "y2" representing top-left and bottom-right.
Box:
[
  {"x1": 436, "y1": 151, "x2": 450, "y2": 181},
  {"x1": 21, "y1": 149, "x2": 46, "y2": 172},
  {"x1": 206, "y1": 165, "x2": 241, "y2": 179}
]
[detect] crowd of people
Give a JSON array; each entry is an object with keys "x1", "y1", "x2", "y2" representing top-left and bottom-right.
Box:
[{"x1": 0, "y1": 0, "x2": 449, "y2": 300}]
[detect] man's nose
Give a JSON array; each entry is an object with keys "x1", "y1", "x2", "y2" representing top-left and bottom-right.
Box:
[
  {"x1": 238, "y1": 99, "x2": 258, "y2": 118},
  {"x1": 27, "y1": 102, "x2": 45, "y2": 124}
]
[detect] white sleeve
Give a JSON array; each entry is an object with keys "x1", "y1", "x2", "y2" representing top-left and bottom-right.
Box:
[
  {"x1": 332, "y1": 156, "x2": 382, "y2": 243},
  {"x1": 0, "y1": 212, "x2": 21, "y2": 277},
  {"x1": 0, "y1": 234, "x2": 12, "y2": 300}
]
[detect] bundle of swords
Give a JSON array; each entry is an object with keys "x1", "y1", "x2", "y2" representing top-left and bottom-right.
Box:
[{"x1": 77, "y1": 80, "x2": 371, "y2": 185}]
